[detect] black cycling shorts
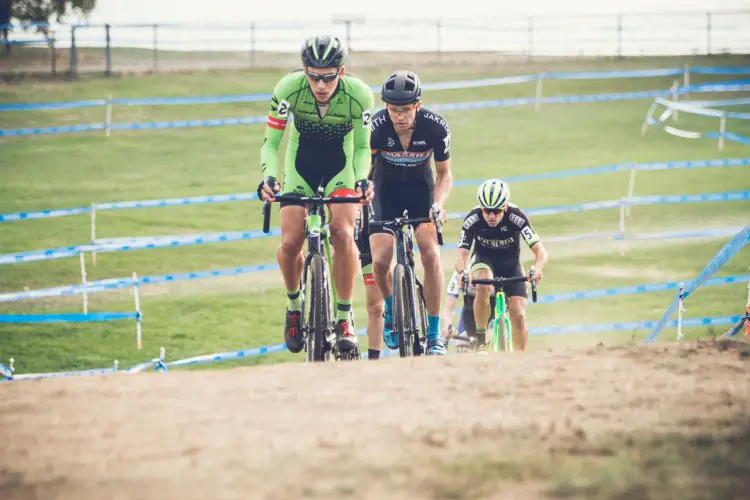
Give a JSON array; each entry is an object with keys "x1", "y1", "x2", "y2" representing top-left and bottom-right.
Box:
[
  {"x1": 470, "y1": 254, "x2": 528, "y2": 300},
  {"x1": 370, "y1": 179, "x2": 433, "y2": 235}
]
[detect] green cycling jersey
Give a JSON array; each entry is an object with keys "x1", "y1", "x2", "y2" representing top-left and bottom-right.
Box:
[{"x1": 260, "y1": 70, "x2": 374, "y2": 196}]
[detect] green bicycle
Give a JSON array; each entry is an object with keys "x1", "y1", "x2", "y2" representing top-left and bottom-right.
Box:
[
  {"x1": 262, "y1": 183, "x2": 366, "y2": 362},
  {"x1": 469, "y1": 267, "x2": 538, "y2": 353}
]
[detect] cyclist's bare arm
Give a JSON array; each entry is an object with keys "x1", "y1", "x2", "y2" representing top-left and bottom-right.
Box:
[
  {"x1": 529, "y1": 241, "x2": 548, "y2": 281},
  {"x1": 432, "y1": 159, "x2": 452, "y2": 224},
  {"x1": 456, "y1": 213, "x2": 477, "y2": 273},
  {"x1": 455, "y1": 248, "x2": 471, "y2": 275}
]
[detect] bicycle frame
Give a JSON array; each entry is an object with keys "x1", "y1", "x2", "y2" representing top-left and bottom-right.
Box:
[
  {"x1": 300, "y1": 202, "x2": 336, "y2": 358},
  {"x1": 492, "y1": 288, "x2": 513, "y2": 353},
  {"x1": 371, "y1": 209, "x2": 442, "y2": 356},
  {"x1": 471, "y1": 270, "x2": 537, "y2": 353}
]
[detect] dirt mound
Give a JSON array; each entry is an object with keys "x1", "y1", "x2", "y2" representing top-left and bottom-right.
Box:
[{"x1": 1, "y1": 340, "x2": 748, "y2": 499}]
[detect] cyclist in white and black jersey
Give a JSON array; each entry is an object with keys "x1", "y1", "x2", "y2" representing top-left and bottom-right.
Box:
[
  {"x1": 357, "y1": 71, "x2": 453, "y2": 358},
  {"x1": 454, "y1": 179, "x2": 548, "y2": 352}
]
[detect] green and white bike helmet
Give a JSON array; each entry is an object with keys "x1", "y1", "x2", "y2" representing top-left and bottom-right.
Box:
[{"x1": 476, "y1": 178, "x2": 510, "y2": 210}]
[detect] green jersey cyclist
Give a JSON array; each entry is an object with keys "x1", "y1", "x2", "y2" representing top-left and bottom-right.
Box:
[{"x1": 257, "y1": 34, "x2": 375, "y2": 355}]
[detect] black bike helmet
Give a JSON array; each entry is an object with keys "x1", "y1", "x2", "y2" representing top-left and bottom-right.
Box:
[
  {"x1": 381, "y1": 71, "x2": 422, "y2": 105},
  {"x1": 300, "y1": 34, "x2": 347, "y2": 68}
]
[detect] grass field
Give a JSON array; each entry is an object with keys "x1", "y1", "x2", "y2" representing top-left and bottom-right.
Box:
[{"x1": 1, "y1": 54, "x2": 749, "y2": 374}]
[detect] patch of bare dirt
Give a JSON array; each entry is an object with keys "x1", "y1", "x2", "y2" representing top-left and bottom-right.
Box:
[{"x1": 0, "y1": 339, "x2": 748, "y2": 499}]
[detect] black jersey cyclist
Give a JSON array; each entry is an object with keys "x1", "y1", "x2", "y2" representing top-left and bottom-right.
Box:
[
  {"x1": 357, "y1": 70, "x2": 453, "y2": 358},
  {"x1": 454, "y1": 178, "x2": 548, "y2": 353}
]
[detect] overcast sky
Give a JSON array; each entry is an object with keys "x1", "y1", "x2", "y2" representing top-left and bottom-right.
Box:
[{"x1": 83, "y1": 0, "x2": 749, "y2": 23}]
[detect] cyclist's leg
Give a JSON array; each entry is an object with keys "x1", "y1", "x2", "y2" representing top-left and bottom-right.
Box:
[
  {"x1": 369, "y1": 176, "x2": 399, "y2": 349},
  {"x1": 470, "y1": 255, "x2": 493, "y2": 347},
  {"x1": 358, "y1": 226, "x2": 384, "y2": 358},
  {"x1": 277, "y1": 146, "x2": 315, "y2": 353},
  {"x1": 277, "y1": 205, "x2": 307, "y2": 292},
  {"x1": 323, "y1": 160, "x2": 360, "y2": 350},
  {"x1": 365, "y1": 278, "x2": 384, "y2": 356},
  {"x1": 504, "y1": 263, "x2": 529, "y2": 351},
  {"x1": 369, "y1": 175, "x2": 396, "y2": 299},
  {"x1": 279, "y1": 144, "x2": 318, "y2": 293}
]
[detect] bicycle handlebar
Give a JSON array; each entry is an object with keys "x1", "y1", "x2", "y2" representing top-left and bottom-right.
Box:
[
  {"x1": 469, "y1": 272, "x2": 538, "y2": 303},
  {"x1": 371, "y1": 212, "x2": 444, "y2": 246},
  {"x1": 431, "y1": 206, "x2": 444, "y2": 246},
  {"x1": 261, "y1": 191, "x2": 367, "y2": 235},
  {"x1": 471, "y1": 277, "x2": 529, "y2": 285}
]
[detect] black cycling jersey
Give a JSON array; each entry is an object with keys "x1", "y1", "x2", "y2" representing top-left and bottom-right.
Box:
[
  {"x1": 369, "y1": 107, "x2": 451, "y2": 184},
  {"x1": 458, "y1": 204, "x2": 541, "y2": 268}
]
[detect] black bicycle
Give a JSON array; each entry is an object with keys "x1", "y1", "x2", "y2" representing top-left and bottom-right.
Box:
[
  {"x1": 262, "y1": 181, "x2": 367, "y2": 362},
  {"x1": 371, "y1": 208, "x2": 443, "y2": 357}
]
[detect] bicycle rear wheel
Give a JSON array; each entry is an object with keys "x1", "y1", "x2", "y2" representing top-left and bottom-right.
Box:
[
  {"x1": 306, "y1": 253, "x2": 327, "y2": 362},
  {"x1": 393, "y1": 263, "x2": 413, "y2": 357}
]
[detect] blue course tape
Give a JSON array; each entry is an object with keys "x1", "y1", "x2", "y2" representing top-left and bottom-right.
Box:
[
  {"x1": 0, "y1": 123, "x2": 106, "y2": 136},
  {"x1": 165, "y1": 343, "x2": 288, "y2": 368},
  {"x1": 645, "y1": 226, "x2": 750, "y2": 344},
  {"x1": 94, "y1": 192, "x2": 258, "y2": 211},
  {"x1": 656, "y1": 98, "x2": 750, "y2": 120},
  {"x1": 4, "y1": 81, "x2": 747, "y2": 137},
  {"x1": 0, "y1": 229, "x2": 281, "y2": 265},
  {"x1": 533, "y1": 275, "x2": 748, "y2": 304},
  {"x1": 682, "y1": 226, "x2": 750, "y2": 301},
  {"x1": 0, "y1": 264, "x2": 281, "y2": 302},
  {"x1": 0, "y1": 100, "x2": 107, "y2": 111},
  {"x1": 8, "y1": 67, "x2": 748, "y2": 113},
  {"x1": 0, "y1": 206, "x2": 91, "y2": 223},
  {"x1": 705, "y1": 132, "x2": 750, "y2": 145},
  {"x1": 11, "y1": 367, "x2": 117, "y2": 381},
  {"x1": 543, "y1": 68, "x2": 685, "y2": 80},
  {"x1": 532, "y1": 315, "x2": 741, "y2": 336},
  {"x1": 109, "y1": 94, "x2": 273, "y2": 106},
  {"x1": 630, "y1": 191, "x2": 750, "y2": 206},
  {"x1": 619, "y1": 227, "x2": 742, "y2": 241},
  {"x1": 677, "y1": 80, "x2": 750, "y2": 94},
  {"x1": 689, "y1": 67, "x2": 750, "y2": 75},
  {"x1": 446, "y1": 191, "x2": 750, "y2": 220},
  {"x1": 0, "y1": 312, "x2": 140, "y2": 323},
  {"x1": 5, "y1": 158, "x2": 746, "y2": 225}
]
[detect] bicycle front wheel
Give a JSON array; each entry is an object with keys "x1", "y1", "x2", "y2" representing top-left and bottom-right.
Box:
[
  {"x1": 393, "y1": 263, "x2": 413, "y2": 358},
  {"x1": 306, "y1": 253, "x2": 327, "y2": 362}
]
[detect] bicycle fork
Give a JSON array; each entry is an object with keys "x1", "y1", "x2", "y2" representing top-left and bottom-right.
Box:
[{"x1": 494, "y1": 290, "x2": 513, "y2": 353}]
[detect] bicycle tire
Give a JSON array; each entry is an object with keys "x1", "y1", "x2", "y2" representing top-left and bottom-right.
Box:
[
  {"x1": 393, "y1": 263, "x2": 413, "y2": 358},
  {"x1": 306, "y1": 253, "x2": 327, "y2": 362},
  {"x1": 415, "y1": 280, "x2": 428, "y2": 355}
]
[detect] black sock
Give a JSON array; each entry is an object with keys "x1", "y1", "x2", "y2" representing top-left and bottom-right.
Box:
[
  {"x1": 477, "y1": 328, "x2": 486, "y2": 346},
  {"x1": 368, "y1": 349, "x2": 380, "y2": 360}
]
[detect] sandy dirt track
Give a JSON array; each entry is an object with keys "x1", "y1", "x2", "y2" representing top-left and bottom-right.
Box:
[{"x1": 1, "y1": 340, "x2": 749, "y2": 500}]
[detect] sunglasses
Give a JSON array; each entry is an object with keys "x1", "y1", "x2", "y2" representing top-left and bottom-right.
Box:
[
  {"x1": 482, "y1": 208, "x2": 504, "y2": 215},
  {"x1": 306, "y1": 70, "x2": 340, "y2": 83}
]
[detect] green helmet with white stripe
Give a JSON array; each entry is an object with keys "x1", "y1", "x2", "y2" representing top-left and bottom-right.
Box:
[
  {"x1": 300, "y1": 34, "x2": 347, "y2": 68},
  {"x1": 476, "y1": 178, "x2": 510, "y2": 209}
]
